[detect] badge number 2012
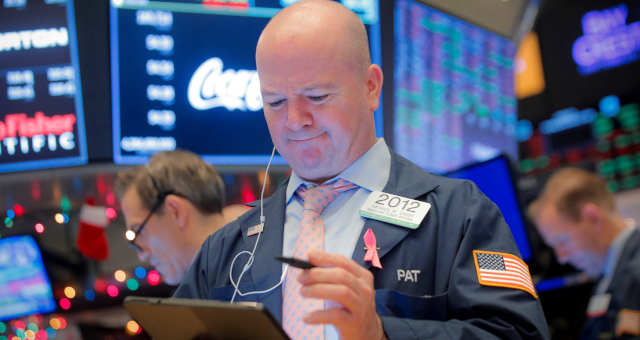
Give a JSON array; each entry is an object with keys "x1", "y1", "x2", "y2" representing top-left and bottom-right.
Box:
[
  {"x1": 374, "y1": 193, "x2": 421, "y2": 213},
  {"x1": 360, "y1": 191, "x2": 431, "y2": 229}
]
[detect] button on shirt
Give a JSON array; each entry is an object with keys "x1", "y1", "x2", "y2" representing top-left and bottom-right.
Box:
[{"x1": 282, "y1": 138, "x2": 391, "y2": 340}]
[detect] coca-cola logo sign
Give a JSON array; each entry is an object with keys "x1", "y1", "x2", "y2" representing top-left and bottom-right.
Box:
[{"x1": 187, "y1": 57, "x2": 262, "y2": 112}]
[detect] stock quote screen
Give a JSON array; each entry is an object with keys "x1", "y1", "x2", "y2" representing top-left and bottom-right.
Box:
[
  {"x1": 393, "y1": 0, "x2": 518, "y2": 173},
  {"x1": 110, "y1": 0, "x2": 380, "y2": 165},
  {"x1": 0, "y1": 235, "x2": 56, "y2": 321},
  {"x1": 518, "y1": 2, "x2": 640, "y2": 193},
  {"x1": 518, "y1": 95, "x2": 640, "y2": 193},
  {"x1": 0, "y1": 0, "x2": 87, "y2": 173}
]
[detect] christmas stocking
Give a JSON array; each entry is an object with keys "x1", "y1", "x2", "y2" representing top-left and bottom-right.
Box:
[{"x1": 76, "y1": 201, "x2": 110, "y2": 261}]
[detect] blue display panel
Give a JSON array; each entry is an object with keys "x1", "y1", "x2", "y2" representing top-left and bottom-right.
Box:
[
  {"x1": 110, "y1": 0, "x2": 381, "y2": 165},
  {"x1": 0, "y1": 235, "x2": 56, "y2": 321},
  {"x1": 572, "y1": 3, "x2": 640, "y2": 76},
  {"x1": 536, "y1": 1, "x2": 640, "y2": 110},
  {"x1": 394, "y1": 0, "x2": 517, "y2": 173},
  {"x1": 0, "y1": 0, "x2": 88, "y2": 173},
  {"x1": 446, "y1": 155, "x2": 532, "y2": 261}
]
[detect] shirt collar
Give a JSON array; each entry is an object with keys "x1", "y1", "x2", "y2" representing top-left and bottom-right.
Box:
[
  {"x1": 286, "y1": 138, "x2": 391, "y2": 204},
  {"x1": 602, "y1": 219, "x2": 636, "y2": 277}
]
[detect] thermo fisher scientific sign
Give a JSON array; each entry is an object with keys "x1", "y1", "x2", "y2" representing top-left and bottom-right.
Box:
[{"x1": 0, "y1": 0, "x2": 88, "y2": 172}]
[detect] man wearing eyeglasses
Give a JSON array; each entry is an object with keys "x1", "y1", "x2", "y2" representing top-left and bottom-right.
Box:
[{"x1": 115, "y1": 149, "x2": 247, "y2": 285}]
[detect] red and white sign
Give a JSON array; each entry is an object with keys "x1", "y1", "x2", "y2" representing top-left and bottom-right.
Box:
[{"x1": 0, "y1": 111, "x2": 77, "y2": 156}]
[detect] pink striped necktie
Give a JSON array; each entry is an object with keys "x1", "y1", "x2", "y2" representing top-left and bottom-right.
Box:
[{"x1": 282, "y1": 179, "x2": 358, "y2": 340}]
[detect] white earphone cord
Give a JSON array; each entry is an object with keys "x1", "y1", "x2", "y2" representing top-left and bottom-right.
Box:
[{"x1": 230, "y1": 146, "x2": 288, "y2": 303}]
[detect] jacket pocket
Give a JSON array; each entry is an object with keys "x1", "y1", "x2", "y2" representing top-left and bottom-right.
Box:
[{"x1": 375, "y1": 289, "x2": 448, "y2": 320}]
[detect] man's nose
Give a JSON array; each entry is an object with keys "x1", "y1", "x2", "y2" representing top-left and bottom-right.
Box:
[
  {"x1": 136, "y1": 247, "x2": 150, "y2": 262},
  {"x1": 285, "y1": 98, "x2": 312, "y2": 131}
]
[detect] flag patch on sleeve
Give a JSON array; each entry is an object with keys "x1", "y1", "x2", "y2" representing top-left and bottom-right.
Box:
[{"x1": 473, "y1": 250, "x2": 537, "y2": 299}]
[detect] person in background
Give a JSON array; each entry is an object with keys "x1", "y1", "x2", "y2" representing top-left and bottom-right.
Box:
[
  {"x1": 115, "y1": 149, "x2": 249, "y2": 285},
  {"x1": 175, "y1": 1, "x2": 549, "y2": 339},
  {"x1": 529, "y1": 167, "x2": 640, "y2": 339}
]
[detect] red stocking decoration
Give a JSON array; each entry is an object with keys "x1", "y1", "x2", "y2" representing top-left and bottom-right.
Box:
[{"x1": 76, "y1": 200, "x2": 110, "y2": 261}]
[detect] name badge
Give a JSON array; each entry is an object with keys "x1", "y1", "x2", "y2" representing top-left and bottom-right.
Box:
[
  {"x1": 359, "y1": 191, "x2": 430, "y2": 229},
  {"x1": 247, "y1": 224, "x2": 263, "y2": 237},
  {"x1": 586, "y1": 293, "x2": 611, "y2": 318}
]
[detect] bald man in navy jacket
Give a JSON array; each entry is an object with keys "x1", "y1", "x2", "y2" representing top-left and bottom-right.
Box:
[{"x1": 175, "y1": 1, "x2": 549, "y2": 339}]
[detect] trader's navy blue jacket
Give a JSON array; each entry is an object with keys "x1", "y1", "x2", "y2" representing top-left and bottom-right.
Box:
[
  {"x1": 581, "y1": 228, "x2": 640, "y2": 340},
  {"x1": 174, "y1": 152, "x2": 550, "y2": 339}
]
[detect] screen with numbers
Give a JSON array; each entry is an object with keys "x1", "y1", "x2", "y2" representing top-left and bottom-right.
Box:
[
  {"x1": 0, "y1": 235, "x2": 56, "y2": 321},
  {"x1": 110, "y1": 0, "x2": 381, "y2": 165},
  {"x1": 0, "y1": 0, "x2": 87, "y2": 173},
  {"x1": 394, "y1": 0, "x2": 518, "y2": 173}
]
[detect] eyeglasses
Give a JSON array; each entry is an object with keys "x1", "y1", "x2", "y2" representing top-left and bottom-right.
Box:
[
  {"x1": 124, "y1": 191, "x2": 174, "y2": 251},
  {"x1": 124, "y1": 172, "x2": 178, "y2": 251}
]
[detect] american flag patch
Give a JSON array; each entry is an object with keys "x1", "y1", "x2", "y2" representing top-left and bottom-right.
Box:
[{"x1": 473, "y1": 250, "x2": 537, "y2": 299}]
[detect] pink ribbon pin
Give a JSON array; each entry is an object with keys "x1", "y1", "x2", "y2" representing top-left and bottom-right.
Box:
[{"x1": 363, "y1": 228, "x2": 382, "y2": 269}]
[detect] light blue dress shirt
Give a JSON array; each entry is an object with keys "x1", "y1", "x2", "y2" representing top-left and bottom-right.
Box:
[
  {"x1": 594, "y1": 221, "x2": 637, "y2": 294},
  {"x1": 282, "y1": 138, "x2": 391, "y2": 340}
]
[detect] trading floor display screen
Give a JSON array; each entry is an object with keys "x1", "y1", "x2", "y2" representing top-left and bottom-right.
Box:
[
  {"x1": 0, "y1": 235, "x2": 57, "y2": 321},
  {"x1": 0, "y1": 0, "x2": 88, "y2": 173},
  {"x1": 110, "y1": 0, "x2": 380, "y2": 165},
  {"x1": 394, "y1": 0, "x2": 518, "y2": 173}
]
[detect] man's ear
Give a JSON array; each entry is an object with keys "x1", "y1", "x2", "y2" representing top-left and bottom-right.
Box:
[
  {"x1": 163, "y1": 195, "x2": 189, "y2": 230},
  {"x1": 365, "y1": 64, "x2": 383, "y2": 112},
  {"x1": 581, "y1": 202, "x2": 603, "y2": 228}
]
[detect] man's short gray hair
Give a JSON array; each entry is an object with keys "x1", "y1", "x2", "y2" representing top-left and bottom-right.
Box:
[{"x1": 115, "y1": 149, "x2": 225, "y2": 215}]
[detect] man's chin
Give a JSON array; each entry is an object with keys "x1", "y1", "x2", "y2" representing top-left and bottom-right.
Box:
[
  {"x1": 290, "y1": 159, "x2": 328, "y2": 180},
  {"x1": 582, "y1": 270, "x2": 601, "y2": 280},
  {"x1": 162, "y1": 274, "x2": 181, "y2": 286},
  {"x1": 154, "y1": 266, "x2": 180, "y2": 285},
  {"x1": 286, "y1": 152, "x2": 345, "y2": 183},
  {"x1": 576, "y1": 263, "x2": 603, "y2": 279},
  {"x1": 294, "y1": 166, "x2": 336, "y2": 184}
]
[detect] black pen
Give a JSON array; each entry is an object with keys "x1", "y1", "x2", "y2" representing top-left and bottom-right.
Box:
[{"x1": 275, "y1": 256, "x2": 315, "y2": 269}]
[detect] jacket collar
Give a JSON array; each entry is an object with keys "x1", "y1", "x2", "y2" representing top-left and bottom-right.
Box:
[{"x1": 352, "y1": 152, "x2": 440, "y2": 268}]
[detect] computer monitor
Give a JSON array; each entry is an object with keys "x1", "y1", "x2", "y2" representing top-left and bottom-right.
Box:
[
  {"x1": 393, "y1": 0, "x2": 518, "y2": 173},
  {"x1": 445, "y1": 154, "x2": 532, "y2": 261},
  {"x1": 0, "y1": 235, "x2": 57, "y2": 321},
  {"x1": 0, "y1": 0, "x2": 88, "y2": 173},
  {"x1": 110, "y1": 0, "x2": 381, "y2": 165}
]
